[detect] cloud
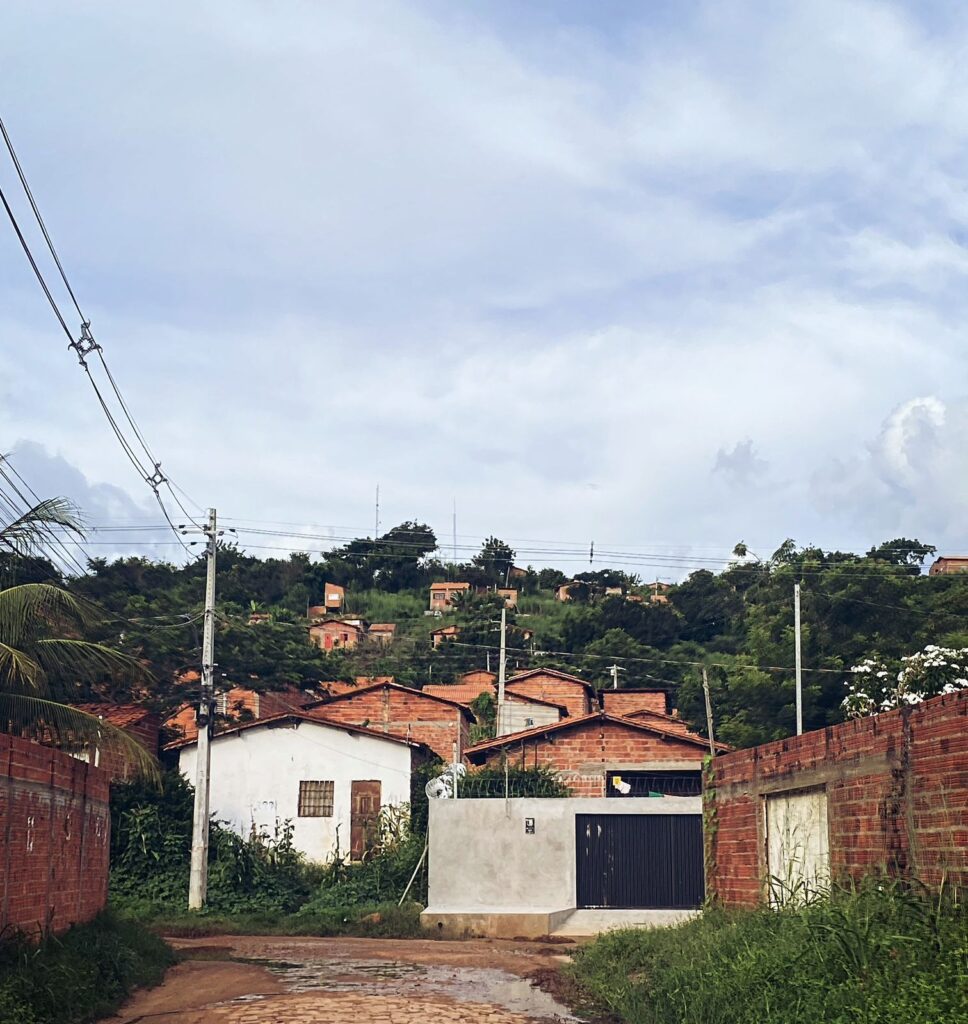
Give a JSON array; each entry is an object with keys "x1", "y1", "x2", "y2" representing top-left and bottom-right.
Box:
[
  {"x1": 714, "y1": 441, "x2": 769, "y2": 487},
  {"x1": 3, "y1": 1, "x2": 968, "y2": 572}
]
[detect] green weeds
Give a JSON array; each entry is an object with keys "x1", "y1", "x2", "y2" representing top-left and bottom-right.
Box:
[
  {"x1": 0, "y1": 911, "x2": 175, "y2": 1024},
  {"x1": 569, "y1": 881, "x2": 968, "y2": 1024}
]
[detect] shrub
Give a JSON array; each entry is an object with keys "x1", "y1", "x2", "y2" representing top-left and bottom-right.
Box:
[
  {"x1": 569, "y1": 881, "x2": 968, "y2": 1024},
  {"x1": 0, "y1": 911, "x2": 175, "y2": 1024}
]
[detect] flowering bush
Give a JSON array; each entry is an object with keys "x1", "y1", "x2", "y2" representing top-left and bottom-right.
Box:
[{"x1": 843, "y1": 645, "x2": 968, "y2": 718}]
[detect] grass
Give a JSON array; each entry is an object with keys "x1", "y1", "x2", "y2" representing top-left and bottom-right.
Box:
[
  {"x1": 568, "y1": 882, "x2": 968, "y2": 1024},
  {"x1": 0, "y1": 910, "x2": 176, "y2": 1024},
  {"x1": 120, "y1": 899, "x2": 425, "y2": 939}
]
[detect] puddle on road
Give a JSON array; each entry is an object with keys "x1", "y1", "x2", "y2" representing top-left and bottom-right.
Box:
[{"x1": 232, "y1": 955, "x2": 580, "y2": 1022}]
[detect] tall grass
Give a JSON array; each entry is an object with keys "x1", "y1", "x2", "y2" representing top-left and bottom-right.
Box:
[
  {"x1": 569, "y1": 881, "x2": 968, "y2": 1024},
  {"x1": 0, "y1": 911, "x2": 175, "y2": 1024}
]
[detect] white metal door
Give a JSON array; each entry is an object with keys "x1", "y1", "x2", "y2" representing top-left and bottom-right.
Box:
[{"x1": 765, "y1": 788, "x2": 829, "y2": 905}]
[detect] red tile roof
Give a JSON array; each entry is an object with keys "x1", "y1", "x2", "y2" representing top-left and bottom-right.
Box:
[
  {"x1": 73, "y1": 703, "x2": 158, "y2": 728},
  {"x1": 464, "y1": 710, "x2": 728, "y2": 759},
  {"x1": 506, "y1": 667, "x2": 597, "y2": 694},
  {"x1": 301, "y1": 680, "x2": 475, "y2": 719},
  {"x1": 163, "y1": 712, "x2": 428, "y2": 751}
]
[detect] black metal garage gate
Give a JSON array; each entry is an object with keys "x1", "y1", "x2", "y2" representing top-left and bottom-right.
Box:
[{"x1": 576, "y1": 813, "x2": 705, "y2": 909}]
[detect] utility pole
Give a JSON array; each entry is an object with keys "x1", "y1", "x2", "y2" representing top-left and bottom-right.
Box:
[
  {"x1": 794, "y1": 583, "x2": 803, "y2": 735},
  {"x1": 189, "y1": 508, "x2": 218, "y2": 911},
  {"x1": 608, "y1": 664, "x2": 625, "y2": 690},
  {"x1": 374, "y1": 484, "x2": 380, "y2": 539},
  {"x1": 496, "y1": 604, "x2": 507, "y2": 734},
  {"x1": 452, "y1": 499, "x2": 457, "y2": 562},
  {"x1": 702, "y1": 667, "x2": 716, "y2": 757}
]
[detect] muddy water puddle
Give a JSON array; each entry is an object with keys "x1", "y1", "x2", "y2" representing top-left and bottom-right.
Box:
[{"x1": 232, "y1": 954, "x2": 581, "y2": 1021}]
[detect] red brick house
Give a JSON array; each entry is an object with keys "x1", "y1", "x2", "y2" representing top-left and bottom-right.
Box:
[
  {"x1": 309, "y1": 619, "x2": 365, "y2": 651},
  {"x1": 503, "y1": 667, "x2": 596, "y2": 718},
  {"x1": 430, "y1": 624, "x2": 460, "y2": 648},
  {"x1": 464, "y1": 711, "x2": 727, "y2": 797},
  {"x1": 429, "y1": 582, "x2": 471, "y2": 611},
  {"x1": 304, "y1": 681, "x2": 473, "y2": 762},
  {"x1": 367, "y1": 623, "x2": 397, "y2": 645},
  {"x1": 73, "y1": 703, "x2": 161, "y2": 781},
  {"x1": 928, "y1": 556, "x2": 968, "y2": 576}
]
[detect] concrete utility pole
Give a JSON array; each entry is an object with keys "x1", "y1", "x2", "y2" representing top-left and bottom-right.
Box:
[
  {"x1": 189, "y1": 508, "x2": 218, "y2": 911},
  {"x1": 702, "y1": 667, "x2": 716, "y2": 757},
  {"x1": 794, "y1": 583, "x2": 803, "y2": 736},
  {"x1": 496, "y1": 605, "x2": 507, "y2": 734},
  {"x1": 374, "y1": 484, "x2": 380, "y2": 539},
  {"x1": 608, "y1": 664, "x2": 625, "y2": 689}
]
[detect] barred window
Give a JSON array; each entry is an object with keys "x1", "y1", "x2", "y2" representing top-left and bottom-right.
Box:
[{"x1": 298, "y1": 780, "x2": 335, "y2": 816}]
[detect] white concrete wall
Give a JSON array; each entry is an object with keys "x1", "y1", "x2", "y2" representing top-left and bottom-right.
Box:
[
  {"x1": 496, "y1": 700, "x2": 559, "y2": 736},
  {"x1": 177, "y1": 718, "x2": 412, "y2": 862},
  {"x1": 426, "y1": 796, "x2": 701, "y2": 912}
]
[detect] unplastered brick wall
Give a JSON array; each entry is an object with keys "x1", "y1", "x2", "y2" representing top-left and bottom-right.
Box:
[
  {"x1": 706, "y1": 689, "x2": 968, "y2": 907},
  {"x1": 475, "y1": 719, "x2": 709, "y2": 796},
  {"x1": 0, "y1": 734, "x2": 110, "y2": 935},
  {"x1": 601, "y1": 690, "x2": 669, "y2": 717},
  {"x1": 310, "y1": 685, "x2": 470, "y2": 762},
  {"x1": 504, "y1": 674, "x2": 593, "y2": 718}
]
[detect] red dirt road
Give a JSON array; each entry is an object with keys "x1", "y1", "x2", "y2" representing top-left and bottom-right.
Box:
[{"x1": 107, "y1": 935, "x2": 580, "y2": 1024}]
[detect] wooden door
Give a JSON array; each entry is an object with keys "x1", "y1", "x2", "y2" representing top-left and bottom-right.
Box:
[{"x1": 350, "y1": 780, "x2": 381, "y2": 860}]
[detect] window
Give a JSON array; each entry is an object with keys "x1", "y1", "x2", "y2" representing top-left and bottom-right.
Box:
[
  {"x1": 215, "y1": 692, "x2": 229, "y2": 716},
  {"x1": 298, "y1": 780, "x2": 335, "y2": 816}
]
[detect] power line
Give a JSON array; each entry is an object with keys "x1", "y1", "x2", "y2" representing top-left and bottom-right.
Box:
[{"x1": 0, "y1": 114, "x2": 203, "y2": 557}]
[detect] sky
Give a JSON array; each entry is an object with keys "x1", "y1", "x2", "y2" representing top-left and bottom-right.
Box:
[{"x1": 2, "y1": 0, "x2": 968, "y2": 578}]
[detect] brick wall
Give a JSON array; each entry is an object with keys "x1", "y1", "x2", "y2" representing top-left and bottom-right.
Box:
[
  {"x1": 473, "y1": 718, "x2": 710, "y2": 796},
  {"x1": 309, "y1": 685, "x2": 470, "y2": 762},
  {"x1": 0, "y1": 734, "x2": 110, "y2": 935},
  {"x1": 706, "y1": 690, "x2": 968, "y2": 907},
  {"x1": 601, "y1": 689, "x2": 669, "y2": 717},
  {"x1": 504, "y1": 674, "x2": 593, "y2": 718}
]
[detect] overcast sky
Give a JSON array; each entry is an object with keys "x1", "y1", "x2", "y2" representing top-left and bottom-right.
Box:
[{"x1": 2, "y1": 1, "x2": 968, "y2": 577}]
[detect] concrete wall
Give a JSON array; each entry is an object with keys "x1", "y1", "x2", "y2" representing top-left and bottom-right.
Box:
[
  {"x1": 425, "y1": 796, "x2": 700, "y2": 918},
  {"x1": 0, "y1": 734, "x2": 111, "y2": 935},
  {"x1": 496, "y1": 697, "x2": 560, "y2": 737},
  {"x1": 177, "y1": 718, "x2": 412, "y2": 861},
  {"x1": 706, "y1": 689, "x2": 968, "y2": 907}
]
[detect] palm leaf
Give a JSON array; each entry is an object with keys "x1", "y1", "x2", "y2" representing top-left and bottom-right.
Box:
[
  {"x1": 33, "y1": 638, "x2": 149, "y2": 686},
  {"x1": 0, "y1": 583, "x2": 105, "y2": 649},
  {"x1": 0, "y1": 693, "x2": 159, "y2": 781},
  {"x1": 0, "y1": 497, "x2": 84, "y2": 558},
  {"x1": 0, "y1": 641, "x2": 45, "y2": 691}
]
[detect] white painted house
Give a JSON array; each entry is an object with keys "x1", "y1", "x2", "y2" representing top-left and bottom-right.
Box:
[{"x1": 169, "y1": 713, "x2": 426, "y2": 862}]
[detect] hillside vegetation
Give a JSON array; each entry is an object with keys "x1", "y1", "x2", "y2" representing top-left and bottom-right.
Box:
[{"x1": 9, "y1": 525, "x2": 968, "y2": 747}]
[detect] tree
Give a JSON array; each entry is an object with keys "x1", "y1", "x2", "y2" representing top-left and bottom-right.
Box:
[
  {"x1": 0, "y1": 498, "x2": 157, "y2": 777},
  {"x1": 865, "y1": 538, "x2": 936, "y2": 574},
  {"x1": 472, "y1": 536, "x2": 516, "y2": 587}
]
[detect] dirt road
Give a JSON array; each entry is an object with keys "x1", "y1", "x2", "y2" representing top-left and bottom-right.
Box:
[{"x1": 107, "y1": 934, "x2": 581, "y2": 1024}]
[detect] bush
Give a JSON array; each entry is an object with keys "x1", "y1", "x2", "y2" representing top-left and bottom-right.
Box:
[
  {"x1": 0, "y1": 911, "x2": 175, "y2": 1024},
  {"x1": 569, "y1": 882, "x2": 968, "y2": 1024},
  {"x1": 111, "y1": 770, "x2": 319, "y2": 916}
]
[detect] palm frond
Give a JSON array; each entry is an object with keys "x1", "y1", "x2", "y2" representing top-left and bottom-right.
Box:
[
  {"x1": 33, "y1": 638, "x2": 151, "y2": 685},
  {"x1": 0, "y1": 693, "x2": 159, "y2": 782},
  {"x1": 0, "y1": 497, "x2": 84, "y2": 558},
  {"x1": 0, "y1": 641, "x2": 45, "y2": 691},
  {"x1": 0, "y1": 583, "x2": 105, "y2": 649}
]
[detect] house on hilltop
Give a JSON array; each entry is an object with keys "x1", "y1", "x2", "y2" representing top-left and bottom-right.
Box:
[
  {"x1": 929, "y1": 557, "x2": 968, "y2": 575},
  {"x1": 367, "y1": 622, "x2": 397, "y2": 645},
  {"x1": 429, "y1": 582, "x2": 471, "y2": 611},
  {"x1": 309, "y1": 618, "x2": 365, "y2": 651}
]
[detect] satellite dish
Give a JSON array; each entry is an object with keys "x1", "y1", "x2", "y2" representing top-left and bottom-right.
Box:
[{"x1": 425, "y1": 763, "x2": 466, "y2": 799}]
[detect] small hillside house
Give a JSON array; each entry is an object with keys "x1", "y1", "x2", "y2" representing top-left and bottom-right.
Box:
[
  {"x1": 169, "y1": 714, "x2": 429, "y2": 861},
  {"x1": 429, "y1": 582, "x2": 471, "y2": 611},
  {"x1": 367, "y1": 623, "x2": 397, "y2": 645},
  {"x1": 309, "y1": 619, "x2": 365, "y2": 651}
]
